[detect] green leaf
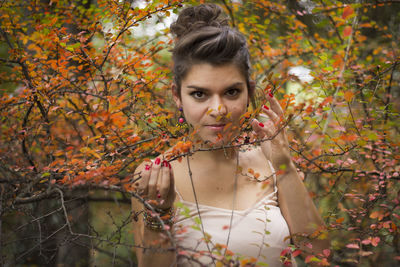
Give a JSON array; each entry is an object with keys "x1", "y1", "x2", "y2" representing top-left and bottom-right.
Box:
[{"x1": 194, "y1": 217, "x2": 201, "y2": 225}]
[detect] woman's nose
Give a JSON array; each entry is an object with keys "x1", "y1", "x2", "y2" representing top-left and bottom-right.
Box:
[{"x1": 209, "y1": 96, "x2": 227, "y2": 116}]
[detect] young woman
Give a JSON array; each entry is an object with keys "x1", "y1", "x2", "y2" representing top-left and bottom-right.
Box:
[{"x1": 131, "y1": 4, "x2": 329, "y2": 266}]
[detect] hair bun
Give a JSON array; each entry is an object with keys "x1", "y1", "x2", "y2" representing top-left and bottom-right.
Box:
[{"x1": 170, "y1": 4, "x2": 228, "y2": 39}]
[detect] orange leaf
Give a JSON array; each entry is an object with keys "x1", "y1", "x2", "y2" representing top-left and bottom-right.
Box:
[
  {"x1": 223, "y1": 122, "x2": 232, "y2": 131},
  {"x1": 344, "y1": 91, "x2": 354, "y2": 102},
  {"x1": 333, "y1": 54, "x2": 343, "y2": 68},
  {"x1": 336, "y1": 217, "x2": 344, "y2": 224}
]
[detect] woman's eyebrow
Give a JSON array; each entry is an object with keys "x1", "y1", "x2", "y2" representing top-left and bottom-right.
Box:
[{"x1": 186, "y1": 82, "x2": 245, "y2": 91}]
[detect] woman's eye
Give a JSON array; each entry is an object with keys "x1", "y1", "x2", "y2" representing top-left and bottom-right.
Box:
[
  {"x1": 226, "y1": 89, "x2": 240, "y2": 97},
  {"x1": 191, "y1": 91, "x2": 205, "y2": 99}
]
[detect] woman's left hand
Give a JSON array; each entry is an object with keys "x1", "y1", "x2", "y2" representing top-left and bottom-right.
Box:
[{"x1": 251, "y1": 92, "x2": 293, "y2": 171}]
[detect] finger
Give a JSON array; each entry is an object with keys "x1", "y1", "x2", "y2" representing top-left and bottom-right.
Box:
[
  {"x1": 137, "y1": 163, "x2": 151, "y2": 196},
  {"x1": 148, "y1": 157, "x2": 161, "y2": 198},
  {"x1": 262, "y1": 105, "x2": 280, "y2": 125},
  {"x1": 169, "y1": 164, "x2": 175, "y2": 197},
  {"x1": 267, "y1": 92, "x2": 284, "y2": 117},
  {"x1": 159, "y1": 161, "x2": 171, "y2": 199},
  {"x1": 251, "y1": 118, "x2": 274, "y2": 139}
]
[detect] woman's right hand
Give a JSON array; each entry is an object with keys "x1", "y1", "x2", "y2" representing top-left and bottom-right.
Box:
[{"x1": 136, "y1": 157, "x2": 176, "y2": 210}]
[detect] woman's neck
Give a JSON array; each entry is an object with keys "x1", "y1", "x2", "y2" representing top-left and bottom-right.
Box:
[{"x1": 191, "y1": 142, "x2": 239, "y2": 163}]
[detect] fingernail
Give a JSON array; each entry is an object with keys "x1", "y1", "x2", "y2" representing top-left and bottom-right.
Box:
[
  {"x1": 163, "y1": 160, "x2": 168, "y2": 167},
  {"x1": 263, "y1": 105, "x2": 269, "y2": 110},
  {"x1": 145, "y1": 164, "x2": 150, "y2": 170},
  {"x1": 155, "y1": 158, "x2": 161, "y2": 165},
  {"x1": 268, "y1": 92, "x2": 273, "y2": 98},
  {"x1": 259, "y1": 122, "x2": 264, "y2": 127},
  {"x1": 157, "y1": 193, "x2": 161, "y2": 199}
]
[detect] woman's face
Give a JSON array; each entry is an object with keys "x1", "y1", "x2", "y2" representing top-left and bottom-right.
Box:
[{"x1": 173, "y1": 63, "x2": 249, "y2": 145}]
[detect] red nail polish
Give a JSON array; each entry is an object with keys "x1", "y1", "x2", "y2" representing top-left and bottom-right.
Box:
[
  {"x1": 259, "y1": 122, "x2": 264, "y2": 127},
  {"x1": 155, "y1": 158, "x2": 161, "y2": 165},
  {"x1": 157, "y1": 193, "x2": 161, "y2": 199},
  {"x1": 145, "y1": 164, "x2": 150, "y2": 170},
  {"x1": 163, "y1": 160, "x2": 168, "y2": 167},
  {"x1": 263, "y1": 105, "x2": 269, "y2": 110},
  {"x1": 268, "y1": 92, "x2": 273, "y2": 98}
]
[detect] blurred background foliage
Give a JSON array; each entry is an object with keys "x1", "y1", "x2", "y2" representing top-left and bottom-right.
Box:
[{"x1": 0, "y1": 0, "x2": 399, "y2": 266}]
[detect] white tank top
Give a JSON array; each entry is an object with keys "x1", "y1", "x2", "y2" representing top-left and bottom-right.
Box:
[{"x1": 174, "y1": 170, "x2": 295, "y2": 266}]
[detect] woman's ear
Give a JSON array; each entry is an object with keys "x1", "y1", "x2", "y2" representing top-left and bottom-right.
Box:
[{"x1": 172, "y1": 84, "x2": 182, "y2": 108}]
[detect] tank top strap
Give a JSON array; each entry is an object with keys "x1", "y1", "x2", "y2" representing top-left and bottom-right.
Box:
[
  {"x1": 175, "y1": 186, "x2": 184, "y2": 201},
  {"x1": 267, "y1": 160, "x2": 278, "y2": 193}
]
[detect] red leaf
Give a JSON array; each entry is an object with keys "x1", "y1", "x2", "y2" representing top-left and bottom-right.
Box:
[
  {"x1": 346, "y1": 243, "x2": 359, "y2": 249},
  {"x1": 343, "y1": 26, "x2": 352, "y2": 37},
  {"x1": 292, "y1": 249, "x2": 302, "y2": 257},
  {"x1": 371, "y1": 237, "x2": 380, "y2": 247},
  {"x1": 361, "y1": 239, "x2": 371, "y2": 245},
  {"x1": 305, "y1": 255, "x2": 320, "y2": 263},
  {"x1": 342, "y1": 5, "x2": 354, "y2": 20},
  {"x1": 280, "y1": 247, "x2": 291, "y2": 256},
  {"x1": 323, "y1": 249, "x2": 331, "y2": 257}
]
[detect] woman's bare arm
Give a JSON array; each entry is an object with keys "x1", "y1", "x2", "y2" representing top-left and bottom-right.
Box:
[
  {"x1": 252, "y1": 92, "x2": 330, "y2": 258},
  {"x1": 276, "y1": 162, "x2": 330, "y2": 255},
  {"x1": 131, "y1": 160, "x2": 177, "y2": 267}
]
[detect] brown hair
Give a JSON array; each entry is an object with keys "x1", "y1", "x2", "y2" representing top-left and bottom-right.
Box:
[{"x1": 170, "y1": 3, "x2": 253, "y2": 98}]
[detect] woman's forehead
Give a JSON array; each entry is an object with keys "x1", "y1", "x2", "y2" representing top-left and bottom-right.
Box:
[{"x1": 181, "y1": 63, "x2": 247, "y2": 90}]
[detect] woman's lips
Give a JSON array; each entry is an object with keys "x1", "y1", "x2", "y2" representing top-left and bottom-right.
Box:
[{"x1": 205, "y1": 124, "x2": 226, "y2": 131}]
